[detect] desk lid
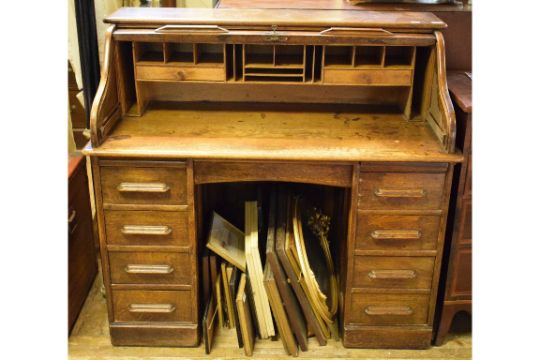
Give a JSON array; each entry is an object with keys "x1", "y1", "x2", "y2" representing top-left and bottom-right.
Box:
[{"x1": 105, "y1": 7, "x2": 446, "y2": 30}]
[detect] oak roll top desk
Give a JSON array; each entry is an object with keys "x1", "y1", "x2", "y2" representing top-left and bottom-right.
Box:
[{"x1": 84, "y1": 7, "x2": 462, "y2": 349}]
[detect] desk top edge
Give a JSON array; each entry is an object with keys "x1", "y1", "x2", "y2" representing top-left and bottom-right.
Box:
[
  {"x1": 82, "y1": 143, "x2": 463, "y2": 163},
  {"x1": 105, "y1": 7, "x2": 446, "y2": 30}
]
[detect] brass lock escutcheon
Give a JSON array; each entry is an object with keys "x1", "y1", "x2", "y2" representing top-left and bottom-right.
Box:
[{"x1": 265, "y1": 25, "x2": 288, "y2": 42}]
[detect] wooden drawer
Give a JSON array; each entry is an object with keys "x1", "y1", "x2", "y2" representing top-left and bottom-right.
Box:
[
  {"x1": 109, "y1": 252, "x2": 192, "y2": 285},
  {"x1": 323, "y1": 68, "x2": 412, "y2": 86},
  {"x1": 449, "y1": 248, "x2": 472, "y2": 297},
  {"x1": 104, "y1": 210, "x2": 189, "y2": 247},
  {"x1": 113, "y1": 289, "x2": 193, "y2": 322},
  {"x1": 100, "y1": 161, "x2": 187, "y2": 206},
  {"x1": 349, "y1": 293, "x2": 429, "y2": 325},
  {"x1": 68, "y1": 157, "x2": 97, "y2": 332},
  {"x1": 356, "y1": 213, "x2": 440, "y2": 251},
  {"x1": 464, "y1": 156, "x2": 472, "y2": 197},
  {"x1": 461, "y1": 198, "x2": 472, "y2": 243},
  {"x1": 352, "y1": 256, "x2": 434, "y2": 290},
  {"x1": 136, "y1": 65, "x2": 225, "y2": 82},
  {"x1": 358, "y1": 171, "x2": 446, "y2": 210}
]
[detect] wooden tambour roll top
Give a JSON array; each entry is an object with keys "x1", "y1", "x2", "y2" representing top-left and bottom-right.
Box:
[{"x1": 89, "y1": 7, "x2": 458, "y2": 161}]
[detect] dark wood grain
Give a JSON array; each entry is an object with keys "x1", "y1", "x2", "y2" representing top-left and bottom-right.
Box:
[
  {"x1": 68, "y1": 156, "x2": 98, "y2": 332},
  {"x1": 275, "y1": 189, "x2": 327, "y2": 346},
  {"x1": 447, "y1": 71, "x2": 472, "y2": 113},
  {"x1": 266, "y1": 189, "x2": 308, "y2": 351}
]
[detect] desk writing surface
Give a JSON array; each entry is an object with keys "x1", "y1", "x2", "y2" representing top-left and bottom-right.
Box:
[{"x1": 87, "y1": 103, "x2": 461, "y2": 162}]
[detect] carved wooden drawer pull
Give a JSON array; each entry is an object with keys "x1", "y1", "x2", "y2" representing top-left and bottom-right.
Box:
[
  {"x1": 364, "y1": 306, "x2": 413, "y2": 316},
  {"x1": 370, "y1": 230, "x2": 421, "y2": 240},
  {"x1": 367, "y1": 269, "x2": 417, "y2": 280},
  {"x1": 128, "y1": 303, "x2": 176, "y2": 313},
  {"x1": 117, "y1": 182, "x2": 170, "y2": 193},
  {"x1": 374, "y1": 188, "x2": 426, "y2": 198},
  {"x1": 124, "y1": 264, "x2": 174, "y2": 275},
  {"x1": 121, "y1": 225, "x2": 172, "y2": 236}
]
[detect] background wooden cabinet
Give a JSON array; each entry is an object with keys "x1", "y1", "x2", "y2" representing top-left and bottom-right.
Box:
[{"x1": 69, "y1": 156, "x2": 98, "y2": 332}]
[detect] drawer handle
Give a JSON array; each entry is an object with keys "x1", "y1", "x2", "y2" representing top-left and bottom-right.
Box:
[
  {"x1": 370, "y1": 230, "x2": 421, "y2": 241},
  {"x1": 155, "y1": 24, "x2": 229, "y2": 34},
  {"x1": 320, "y1": 27, "x2": 393, "y2": 36},
  {"x1": 364, "y1": 306, "x2": 413, "y2": 316},
  {"x1": 68, "y1": 209, "x2": 77, "y2": 223},
  {"x1": 374, "y1": 188, "x2": 426, "y2": 198},
  {"x1": 124, "y1": 264, "x2": 174, "y2": 275},
  {"x1": 128, "y1": 303, "x2": 176, "y2": 314},
  {"x1": 367, "y1": 270, "x2": 417, "y2": 280},
  {"x1": 117, "y1": 182, "x2": 170, "y2": 193},
  {"x1": 68, "y1": 209, "x2": 78, "y2": 234},
  {"x1": 121, "y1": 225, "x2": 172, "y2": 236}
]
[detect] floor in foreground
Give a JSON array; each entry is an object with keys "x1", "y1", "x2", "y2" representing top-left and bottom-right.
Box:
[{"x1": 69, "y1": 273, "x2": 472, "y2": 359}]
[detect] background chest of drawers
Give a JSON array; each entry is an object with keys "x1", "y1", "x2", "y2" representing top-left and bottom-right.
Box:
[
  {"x1": 93, "y1": 159, "x2": 198, "y2": 346},
  {"x1": 69, "y1": 156, "x2": 98, "y2": 332}
]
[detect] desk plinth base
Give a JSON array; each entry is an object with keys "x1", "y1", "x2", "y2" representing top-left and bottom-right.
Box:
[
  {"x1": 434, "y1": 300, "x2": 472, "y2": 346},
  {"x1": 343, "y1": 325, "x2": 432, "y2": 349},
  {"x1": 110, "y1": 322, "x2": 199, "y2": 347}
]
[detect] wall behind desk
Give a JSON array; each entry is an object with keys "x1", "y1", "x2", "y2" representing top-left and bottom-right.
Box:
[{"x1": 434, "y1": 10, "x2": 472, "y2": 71}]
